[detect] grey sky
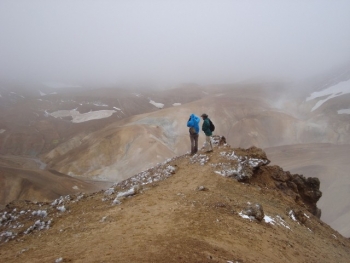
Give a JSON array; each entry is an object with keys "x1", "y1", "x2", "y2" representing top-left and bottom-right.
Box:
[{"x1": 1, "y1": 1, "x2": 350, "y2": 86}]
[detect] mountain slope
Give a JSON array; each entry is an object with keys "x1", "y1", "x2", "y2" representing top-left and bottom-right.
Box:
[
  {"x1": 1, "y1": 142, "x2": 350, "y2": 263},
  {"x1": 42, "y1": 91, "x2": 347, "y2": 181},
  {"x1": 0, "y1": 85, "x2": 207, "y2": 156}
]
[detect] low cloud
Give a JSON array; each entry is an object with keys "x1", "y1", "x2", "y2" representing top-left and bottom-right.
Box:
[{"x1": 1, "y1": 1, "x2": 350, "y2": 86}]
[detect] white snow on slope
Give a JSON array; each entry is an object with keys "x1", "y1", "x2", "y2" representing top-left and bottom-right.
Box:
[
  {"x1": 173, "y1": 103, "x2": 181, "y2": 106},
  {"x1": 306, "y1": 79, "x2": 350, "y2": 111},
  {"x1": 149, "y1": 100, "x2": 164, "y2": 109},
  {"x1": 39, "y1": 90, "x2": 46, "y2": 96},
  {"x1": 50, "y1": 109, "x2": 116, "y2": 123},
  {"x1": 113, "y1": 107, "x2": 125, "y2": 114},
  {"x1": 239, "y1": 213, "x2": 291, "y2": 230},
  {"x1": 70, "y1": 110, "x2": 116, "y2": 123},
  {"x1": 93, "y1": 102, "x2": 108, "y2": 107},
  {"x1": 338, "y1": 109, "x2": 350, "y2": 114}
]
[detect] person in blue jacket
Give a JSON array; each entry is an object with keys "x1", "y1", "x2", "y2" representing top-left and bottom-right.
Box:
[
  {"x1": 187, "y1": 114, "x2": 200, "y2": 155},
  {"x1": 201, "y1": 113, "x2": 213, "y2": 152}
]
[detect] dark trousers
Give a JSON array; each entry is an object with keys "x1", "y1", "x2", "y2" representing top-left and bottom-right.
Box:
[{"x1": 190, "y1": 133, "x2": 199, "y2": 154}]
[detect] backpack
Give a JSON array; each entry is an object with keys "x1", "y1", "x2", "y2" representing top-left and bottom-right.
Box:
[
  {"x1": 209, "y1": 119, "x2": 215, "y2": 132},
  {"x1": 189, "y1": 127, "x2": 196, "y2": 134}
]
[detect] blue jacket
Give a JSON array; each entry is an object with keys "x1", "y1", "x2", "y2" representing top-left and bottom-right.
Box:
[{"x1": 187, "y1": 114, "x2": 200, "y2": 134}]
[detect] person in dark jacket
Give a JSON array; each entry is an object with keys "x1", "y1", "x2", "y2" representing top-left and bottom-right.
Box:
[
  {"x1": 187, "y1": 114, "x2": 200, "y2": 155},
  {"x1": 201, "y1": 113, "x2": 213, "y2": 152}
]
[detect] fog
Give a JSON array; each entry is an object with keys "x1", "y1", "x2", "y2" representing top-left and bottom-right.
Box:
[{"x1": 1, "y1": 1, "x2": 350, "y2": 86}]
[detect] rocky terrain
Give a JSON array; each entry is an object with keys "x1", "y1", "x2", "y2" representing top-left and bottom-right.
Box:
[
  {"x1": 1, "y1": 140, "x2": 349, "y2": 263},
  {"x1": 0, "y1": 65, "x2": 349, "y2": 238}
]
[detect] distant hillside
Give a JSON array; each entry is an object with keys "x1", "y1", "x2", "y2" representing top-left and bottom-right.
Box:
[
  {"x1": 0, "y1": 155, "x2": 111, "y2": 206},
  {"x1": 0, "y1": 84, "x2": 206, "y2": 156},
  {"x1": 41, "y1": 86, "x2": 350, "y2": 181}
]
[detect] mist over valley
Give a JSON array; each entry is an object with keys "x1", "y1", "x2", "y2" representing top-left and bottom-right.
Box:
[{"x1": 1, "y1": 1, "x2": 350, "y2": 262}]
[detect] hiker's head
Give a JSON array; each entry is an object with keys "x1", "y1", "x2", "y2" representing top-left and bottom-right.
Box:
[{"x1": 201, "y1": 113, "x2": 208, "y2": 119}]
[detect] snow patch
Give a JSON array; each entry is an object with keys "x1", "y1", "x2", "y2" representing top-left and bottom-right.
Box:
[
  {"x1": 338, "y1": 109, "x2": 350, "y2": 114},
  {"x1": 104, "y1": 188, "x2": 115, "y2": 196},
  {"x1": 32, "y1": 210, "x2": 47, "y2": 218},
  {"x1": 93, "y1": 102, "x2": 108, "y2": 107},
  {"x1": 56, "y1": 206, "x2": 66, "y2": 212},
  {"x1": 264, "y1": 215, "x2": 291, "y2": 230},
  {"x1": 0, "y1": 231, "x2": 16, "y2": 242},
  {"x1": 172, "y1": 103, "x2": 181, "y2": 106},
  {"x1": 50, "y1": 109, "x2": 116, "y2": 123},
  {"x1": 289, "y1": 210, "x2": 297, "y2": 221},
  {"x1": 306, "y1": 79, "x2": 350, "y2": 111},
  {"x1": 24, "y1": 219, "x2": 51, "y2": 234},
  {"x1": 116, "y1": 188, "x2": 136, "y2": 199},
  {"x1": 263, "y1": 215, "x2": 274, "y2": 224},
  {"x1": 190, "y1": 154, "x2": 209, "y2": 165},
  {"x1": 240, "y1": 212, "x2": 291, "y2": 230},
  {"x1": 113, "y1": 107, "x2": 125, "y2": 114},
  {"x1": 239, "y1": 212, "x2": 251, "y2": 220},
  {"x1": 149, "y1": 100, "x2": 164, "y2": 109}
]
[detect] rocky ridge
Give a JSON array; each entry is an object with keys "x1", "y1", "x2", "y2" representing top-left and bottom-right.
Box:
[{"x1": 1, "y1": 136, "x2": 348, "y2": 263}]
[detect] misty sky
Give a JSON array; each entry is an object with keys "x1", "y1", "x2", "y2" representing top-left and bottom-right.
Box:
[{"x1": 1, "y1": 1, "x2": 350, "y2": 86}]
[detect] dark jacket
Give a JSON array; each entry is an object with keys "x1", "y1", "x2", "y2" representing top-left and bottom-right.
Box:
[{"x1": 202, "y1": 118, "x2": 212, "y2": 136}]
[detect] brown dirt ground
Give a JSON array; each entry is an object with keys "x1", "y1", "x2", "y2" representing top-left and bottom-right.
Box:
[{"x1": 1, "y1": 145, "x2": 350, "y2": 263}]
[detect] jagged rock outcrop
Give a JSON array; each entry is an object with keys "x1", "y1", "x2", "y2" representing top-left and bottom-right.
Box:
[
  {"x1": 252, "y1": 164, "x2": 322, "y2": 218},
  {"x1": 291, "y1": 175, "x2": 322, "y2": 218},
  {"x1": 208, "y1": 144, "x2": 322, "y2": 218}
]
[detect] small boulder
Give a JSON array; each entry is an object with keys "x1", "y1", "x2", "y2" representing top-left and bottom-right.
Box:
[
  {"x1": 295, "y1": 210, "x2": 308, "y2": 224},
  {"x1": 242, "y1": 203, "x2": 265, "y2": 221}
]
